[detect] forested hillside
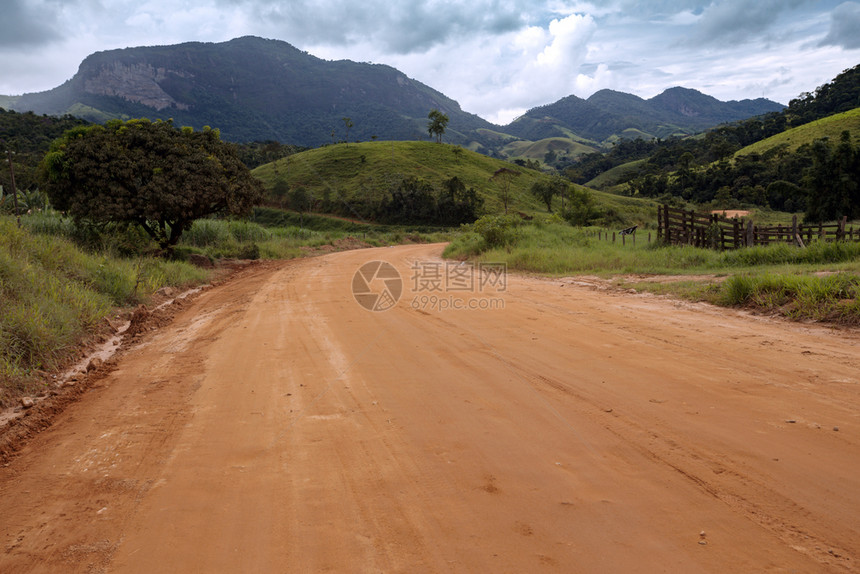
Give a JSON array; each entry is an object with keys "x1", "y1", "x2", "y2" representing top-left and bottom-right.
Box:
[
  {"x1": 569, "y1": 64, "x2": 860, "y2": 222},
  {"x1": 0, "y1": 110, "x2": 91, "y2": 212}
]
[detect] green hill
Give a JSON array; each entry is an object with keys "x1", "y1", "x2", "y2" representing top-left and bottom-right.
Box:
[
  {"x1": 253, "y1": 141, "x2": 547, "y2": 217},
  {"x1": 252, "y1": 140, "x2": 658, "y2": 226},
  {"x1": 585, "y1": 159, "x2": 647, "y2": 190},
  {"x1": 500, "y1": 138, "x2": 599, "y2": 164},
  {"x1": 735, "y1": 107, "x2": 860, "y2": 157}
]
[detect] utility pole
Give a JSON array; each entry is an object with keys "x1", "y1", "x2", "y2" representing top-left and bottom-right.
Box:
[{"x1": 5, "y1": 150, "x2": 20, "y2": 228}]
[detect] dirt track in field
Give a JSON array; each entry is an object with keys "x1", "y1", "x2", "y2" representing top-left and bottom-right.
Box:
[{"x1": 1, "y1": 243, "x2": 859, "y2": 573}]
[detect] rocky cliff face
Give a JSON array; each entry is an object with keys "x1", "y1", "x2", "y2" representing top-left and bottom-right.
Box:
[{"x1": 81, "y1": 61, "x2": 190, "y2": 111}]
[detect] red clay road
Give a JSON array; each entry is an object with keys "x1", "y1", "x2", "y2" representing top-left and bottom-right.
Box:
[{"x1": 1, "y1": 243, "x2": 859, "y2": 573}]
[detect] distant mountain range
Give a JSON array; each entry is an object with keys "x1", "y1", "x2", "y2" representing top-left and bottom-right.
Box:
[
  {"x1": 0, "y1": 36, "x2": 783, "y2": 153},
  {"x1": 508, "y1": 88, "x2": 783, "y2": 143}
]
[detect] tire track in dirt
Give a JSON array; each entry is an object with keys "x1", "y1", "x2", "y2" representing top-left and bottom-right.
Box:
[{"x1": 1, "y1": 245, "x2": 857, "y2": 573}]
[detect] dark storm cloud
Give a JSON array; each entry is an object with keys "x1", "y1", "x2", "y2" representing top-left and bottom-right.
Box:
[
  {"x1": 0, "y1": 0, "x2": 61, "y2": 47},
  {"x1": 819, "y1": 2, "x2": 860, "y2": 49},
  {"x1": 0, "y1": 0, "x2": 856, "y2": 121},
  {"x1": 226, "y1": 0, "x2": 527, "y2": 54},
  {"x1": 689, "y1": 0, "x2": 811, "y2": 45}
]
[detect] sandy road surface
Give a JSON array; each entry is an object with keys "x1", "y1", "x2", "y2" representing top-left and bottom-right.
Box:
[{"x1": 1, "y1": 243, "x2": 859, "y2": 573}]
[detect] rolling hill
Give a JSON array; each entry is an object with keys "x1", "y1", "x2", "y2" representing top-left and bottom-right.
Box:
[
  {"x1": 734, "y1": 107, "x2": 860, "y2": 157},
  {"x1": 251, "y1": 140, "x2": 657, "y2": 225},
  {"x1": 253, "y1": 141, "x2": 546, "y2": 216}
]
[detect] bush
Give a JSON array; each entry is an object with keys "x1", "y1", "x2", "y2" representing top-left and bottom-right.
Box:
[
  {"x1": 562, "y1": 187, "x2": 603, "y2": 226},
  {"x1": 471, "y1": 214, "x2": 521, "y2": 248}
]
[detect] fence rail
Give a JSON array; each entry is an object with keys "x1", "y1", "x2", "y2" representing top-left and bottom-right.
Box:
[{"x1": 657, "y1": 205, "x2": 859, "y2": 249}]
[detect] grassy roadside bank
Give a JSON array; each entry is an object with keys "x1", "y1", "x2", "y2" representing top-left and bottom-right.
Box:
[
  {"x1": 0, "y1": 218, "x2": 208, "y2": 406},
  {"x1": 1, "y1": 209, "x2": 453, "y2": 407},
  {"x1": 444, "y1": 219, "x2": 860, "y2": 324}
]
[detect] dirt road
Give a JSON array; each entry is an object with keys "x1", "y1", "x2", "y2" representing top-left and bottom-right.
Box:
[{"x1": 1, "y1": 243, "x2": 859, "y2": 573}]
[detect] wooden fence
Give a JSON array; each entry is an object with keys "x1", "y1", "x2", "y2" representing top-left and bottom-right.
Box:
[{"x1": 657, "y1": 205, "x2": 859, "y2": 250}]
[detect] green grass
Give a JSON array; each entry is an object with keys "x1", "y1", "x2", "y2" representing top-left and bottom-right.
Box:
[
  {"x1": 444, "y1": 219, "x2": 860, "y2": 323},
  {"x1": 500, "y1": 138, "x2": 599, "y2": 162},
  {"x1": 445, "y1": 222, "x2": 717, "y2": 274},
  {"x1": 585, "y1": 159, "x2": 647, "y2": 190},
  {"x1": 252, "y1": 140, "x2": 660, "y2": 227},
  {"x1": 1, "y1": 217, "x2": 208, "y2": 405},
  {"x1": 736, "y1": 108, "x2": 860, "y2": 158},
  {"x1": 253, "y1": 140, "x2": 551, "y2": 215},
  {"x1": 717, "y1": 273, "x2": 860, "y2": 323}
]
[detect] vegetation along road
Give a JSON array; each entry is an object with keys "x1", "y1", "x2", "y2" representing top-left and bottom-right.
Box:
[{"x1": 1, "y1": 243, "x2": 858, "y2": 572}]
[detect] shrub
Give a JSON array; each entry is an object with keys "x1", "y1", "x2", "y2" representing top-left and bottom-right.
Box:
[
  {"x1": 471, "y1": 214, "x2": 521, "y2": 248},
  {"x1": 562, "y1": 187, "x2": 602, "y2": 226}
]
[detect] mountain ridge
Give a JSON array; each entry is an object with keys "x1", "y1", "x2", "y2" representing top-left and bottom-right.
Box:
[{"x1": 0, "y1": 36, "x2": 783, "y2": 151}]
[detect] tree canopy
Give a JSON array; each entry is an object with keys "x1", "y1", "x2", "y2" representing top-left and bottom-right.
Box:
[
  {"x1": 530, "y1": 174, "x2": 570, "y2": 212},
  {"x1": 41, "y1": 119, "x2": 263, "y2": 253},
  {"x1": 428, "y1": 109, "x2": 449, "y2": 144}
]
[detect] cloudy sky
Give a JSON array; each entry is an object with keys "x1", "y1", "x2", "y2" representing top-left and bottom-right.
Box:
[{"x1": 1, "y1": 0, "x2": 858, "y2": 124}]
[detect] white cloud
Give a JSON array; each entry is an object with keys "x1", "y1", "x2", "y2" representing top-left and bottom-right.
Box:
[{"x1": 0, "y1": 0, "x2": 857, "y2": 125}]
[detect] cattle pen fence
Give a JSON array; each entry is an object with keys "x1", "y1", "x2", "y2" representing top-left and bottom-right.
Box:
[{"x1": 657, "y1": 205, "x2": 859, "y2": 250}]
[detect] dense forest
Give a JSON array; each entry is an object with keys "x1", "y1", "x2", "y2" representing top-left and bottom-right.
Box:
[
  {"x1": 563, "y1": 64, "x2": 860, "y2": 222},
  {"x1": 0, "y1": 110, "x2": 90, "y2": 196}
]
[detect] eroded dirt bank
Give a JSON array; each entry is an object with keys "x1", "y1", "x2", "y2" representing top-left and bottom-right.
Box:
[{"x1": 1, "y1": 244, "x2": 858, "y2": 573}]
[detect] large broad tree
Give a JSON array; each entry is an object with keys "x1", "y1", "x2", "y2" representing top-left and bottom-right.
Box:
[{"x1": 41, "y1": 119, "x2": 263, "y2": 253}]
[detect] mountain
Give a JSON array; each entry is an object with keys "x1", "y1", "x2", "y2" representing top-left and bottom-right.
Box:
[
  {"x1": 0, "y1": 36, "x2": 783, "y2": 150},
  {"x1": 0, "y1": 36, "x2": 495, "y2": 147},
  {"x1": 507, "y1": 87, "x2": 783, "y2": 144}
]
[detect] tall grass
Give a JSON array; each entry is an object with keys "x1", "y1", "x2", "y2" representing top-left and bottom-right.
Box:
[
  {"x1": 446, "y1": 220, "x2": 860, "y2": 275},
  {"x1": 445, "y1": 222, "x2": 718, "y2": 275},
  {"x1": 720, "y1": 273, "x2": 860, "y2": 323},
  {"x1": 1, "y1": 217, "x2": 207, "y2": 405},
  {"x1": 444, "y1": 219, "x2": 860, "y2": 323}
]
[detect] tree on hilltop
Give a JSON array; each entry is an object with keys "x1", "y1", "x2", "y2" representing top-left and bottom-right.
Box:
[
  {"x1": 342, "y1": 117, "x2": 354, "y2": 145},
  {"x1": 427, "y1": 109, "x2": 449, "y2": 144},
  {"x1": 41, "y1": 119, "x2": 263, "y2": 254}
]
